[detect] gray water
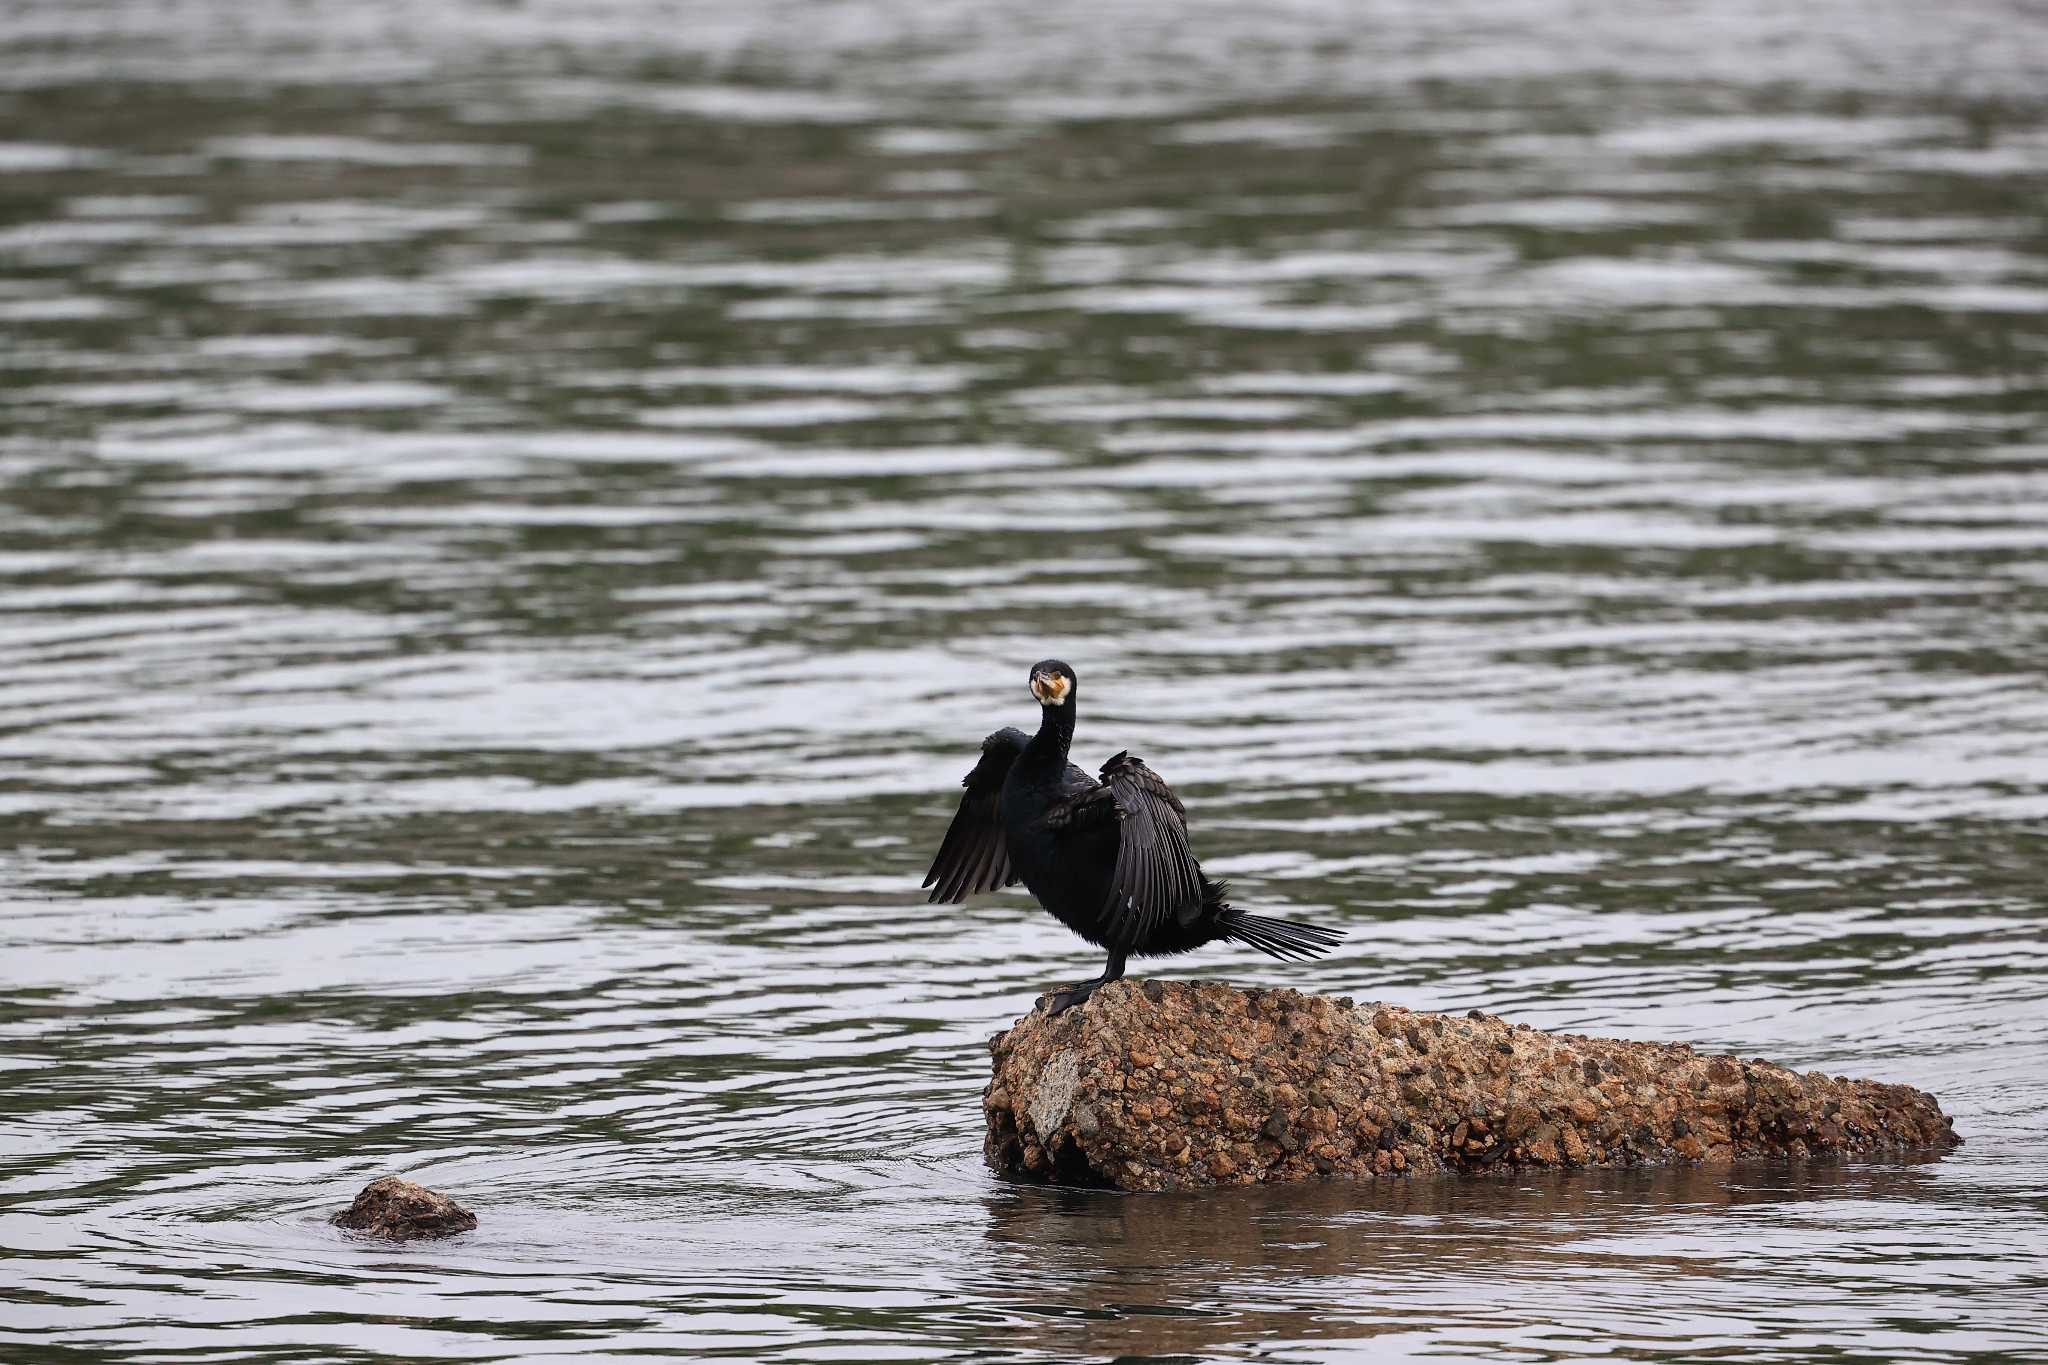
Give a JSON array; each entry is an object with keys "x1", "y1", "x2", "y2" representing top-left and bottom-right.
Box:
[{"x1": 4, "y1": 2, "x2": 2048, "y2": 1360}]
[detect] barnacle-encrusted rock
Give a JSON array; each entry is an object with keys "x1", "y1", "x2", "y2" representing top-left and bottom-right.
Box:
[
  {"x1": 332, "y1": 1176, "x2": 477, "y2": 1238},
  {"x1": 984, "y1": 979, "x2": 1959, "y2": 1190}
]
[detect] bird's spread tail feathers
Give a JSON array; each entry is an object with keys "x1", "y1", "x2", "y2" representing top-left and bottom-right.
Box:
[{"x1": 1214, "y1": 883, "x2": 1344, "y2": 962}]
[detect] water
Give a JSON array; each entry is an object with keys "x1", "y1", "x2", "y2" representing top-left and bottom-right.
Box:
[{"x1": 3, "y1": 2, "x2": 2047, "y2": 1359}]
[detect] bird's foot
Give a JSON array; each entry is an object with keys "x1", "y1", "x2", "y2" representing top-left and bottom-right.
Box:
[
  {"x1": 1042, "y1": 981, "x2": 1102, "y2": 1016},
  {"x1": 1040, "y1": 954, "x2": 1127, "y2": 1016}
]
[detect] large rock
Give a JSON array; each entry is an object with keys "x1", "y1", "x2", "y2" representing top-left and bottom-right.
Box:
[
  {"x1": 332, "y1": 1176, "x2": 477, "y2": 1238},
  {"x1": 984, "y1": 979, "x2": 1959, "y2": 1190}
]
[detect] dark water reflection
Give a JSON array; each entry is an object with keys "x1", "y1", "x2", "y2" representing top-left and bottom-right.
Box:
[{"x1": 3, "y1": 1, "x2": 2047, "y2": 1360}]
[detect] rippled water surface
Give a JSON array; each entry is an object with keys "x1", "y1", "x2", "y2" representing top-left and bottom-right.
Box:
[{"x1": 4, "y1": 2, "x2": 2048, "y2": 1360}]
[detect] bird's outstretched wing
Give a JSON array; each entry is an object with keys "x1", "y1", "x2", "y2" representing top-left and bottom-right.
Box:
[
  {"x1": 922, "y1": 728, "x2": 1029, "y2": 903},
  {"x1": 1074, "y1": 750, "x2": 1206, "y2": 942}
]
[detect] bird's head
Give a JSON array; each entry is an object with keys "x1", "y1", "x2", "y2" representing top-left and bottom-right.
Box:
[{"x1": 1028, "y1": 659, "x2": 1076, "y2": 708}]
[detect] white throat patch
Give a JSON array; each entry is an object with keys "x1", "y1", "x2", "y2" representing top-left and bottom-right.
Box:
[{"x1": 1031, "y1": 675, "x2": 1070, "y2": 705}]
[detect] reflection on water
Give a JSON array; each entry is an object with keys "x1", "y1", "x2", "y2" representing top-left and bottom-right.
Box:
[
  {"x1": 2, "y1": 0, "x2": 2046, "y2": 1360},
  {"x1": 978, "y1": 1161, "x2": 2006, "y2": 1360}
]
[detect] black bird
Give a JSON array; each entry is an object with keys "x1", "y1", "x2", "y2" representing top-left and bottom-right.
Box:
[{"x1": 924, "y1": 659, "x2": 1343, "y2": 1013}]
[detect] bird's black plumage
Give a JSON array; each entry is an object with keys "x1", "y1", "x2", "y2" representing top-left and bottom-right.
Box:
[
  {"x1": 922, "y1": 727, "x2": 1028, "y2": 903},
  {"x1": 923, "y1": 659, "x2": 1343, "y2": 1012}
]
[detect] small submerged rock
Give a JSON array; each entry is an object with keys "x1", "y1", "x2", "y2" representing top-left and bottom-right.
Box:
[
  {"x1": 984, "y1": 979, "x2": 1961, "y2": 1190},
  {"x1": 332, "y1": 1176, "x2": 477, "y2": 1238}
]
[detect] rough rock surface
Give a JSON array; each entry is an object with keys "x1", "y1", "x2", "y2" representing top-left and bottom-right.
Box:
[
  {"x1": 332, "y1": 1176, "x2": 478, "y2": 1238},
  {"x1": 985, "y1": 980, "x2": 1960, "y2": 1190}
]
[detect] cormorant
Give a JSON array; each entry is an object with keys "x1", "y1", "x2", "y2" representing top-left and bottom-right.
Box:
[{"x1": 924, "y1": 659, "x2": 1344, "y2": 1013}]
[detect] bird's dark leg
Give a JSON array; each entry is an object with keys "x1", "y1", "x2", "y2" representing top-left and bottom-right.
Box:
[{"x1": 1044, "y1": 952, "x2": 1127, "y2": 1016}]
